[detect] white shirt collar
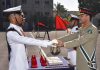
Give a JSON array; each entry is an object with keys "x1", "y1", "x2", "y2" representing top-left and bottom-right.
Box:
[{"x1": 8, "y1": 23, "x2": 23, "y2": 32}]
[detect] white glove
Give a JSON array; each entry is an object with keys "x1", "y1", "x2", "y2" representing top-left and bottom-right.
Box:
[
  {"x1": 41, "y1": 39, "x2": 58, "y2": 48},
  {"x1": 50, "y1": 39, "x2": 58, "y2": 44},
  {"x1": 48, "y1": 39, "x2": 58, "y2": 47}
]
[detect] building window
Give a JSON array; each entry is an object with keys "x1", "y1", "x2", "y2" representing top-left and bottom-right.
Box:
[
  {"x1": 45, "y1": 1, "x2": 49, "y2": 4},
  {"x1": 14, "y1": 0, "x2": 17, "y2": 6},
  {"x1": 37, "y1": 12, "x2": 40, "y2": 15},
  {"x1": 35, "y1": 0, "x2": 40, "y2": 4},
  {"x1": 22, "y1": 0, "x2": 27, "y2": 4},
  {"x1": 36, "y1": 12, "x2": 40, "y2": 16},
  {"x1": 45, "y1": 12, "x2": 49, "y2": 16},
  {"x1": 36, "y1": 11, "x2": 43, "y2": 16},
  {"x1": 2, "y1": 1, "x2": 5, "y2": 5}
]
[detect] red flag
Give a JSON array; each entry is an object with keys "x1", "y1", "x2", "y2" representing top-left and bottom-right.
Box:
[{"x1": 55, "y1": 16, "x2": 70, "y2": 30}]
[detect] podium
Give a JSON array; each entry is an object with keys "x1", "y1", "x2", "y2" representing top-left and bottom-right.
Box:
[{"x1": 28, "y1": 56, "x2": 74, "y2": 70}]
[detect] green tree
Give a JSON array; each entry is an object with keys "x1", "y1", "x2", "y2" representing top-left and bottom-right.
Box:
[{"x1": 54, "y1": 3, "x2": 67, "y2": 18}]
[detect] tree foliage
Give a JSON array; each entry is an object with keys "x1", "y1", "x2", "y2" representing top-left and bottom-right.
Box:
[{"x1": 54, "y1": 3, "x2": 67, "y2": 18}]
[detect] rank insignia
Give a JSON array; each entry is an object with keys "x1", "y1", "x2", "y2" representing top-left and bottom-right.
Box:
[{"x1": 87, "y1": 29, "x2": 92, "y2": 34}]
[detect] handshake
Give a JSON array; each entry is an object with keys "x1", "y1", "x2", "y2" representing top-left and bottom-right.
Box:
[
  {"x1": 41, "y1": 39, "x2": 64, "y2": 48},
  {"x1": 48, "y1": 39, "x2": 64, "y2": 47}
]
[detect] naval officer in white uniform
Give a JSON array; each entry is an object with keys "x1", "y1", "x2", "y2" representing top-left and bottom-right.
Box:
[{"x1": 3, "y1": 5, "x2": 57, "y2": 70}]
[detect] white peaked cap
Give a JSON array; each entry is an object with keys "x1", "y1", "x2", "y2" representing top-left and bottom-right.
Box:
[
  {"x1": 70, "y1": 14, "x2": 79, "y2": 19},
  {"x1": 3, "y1": 5, "x2": 21, "y2": 12}
]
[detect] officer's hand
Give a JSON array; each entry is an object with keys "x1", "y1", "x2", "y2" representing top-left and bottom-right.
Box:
[
  {"x1": 50, "y1": 39, "x2": 64, "y2": 47},
  {"x1": 56, "y1": 40, "x2": 64, "y2": 47},
  {"x1": 45, "y1": 39, "x2": 64, "y2": 47},
  {"x1": 49, "y1": 39, "x2": 58, "y2": 47},
  {"x1": 42, "y1": 39, "x2": 58, "y2": 47}
]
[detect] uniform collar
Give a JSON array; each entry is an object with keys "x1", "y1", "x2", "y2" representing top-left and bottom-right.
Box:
[
  {"x1": 81, "y1": 23, "x2": 92, "y2": 29},
  {"x1": 80, "y1": 23, "x2": 92, "y2": 32},
  {"x1": 8, "y1": 23, "x2": 23, "y2": 32}
]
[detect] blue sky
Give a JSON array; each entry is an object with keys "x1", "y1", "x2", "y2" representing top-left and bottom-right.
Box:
[{"x1": 53, "y1": 0, "x2": 79, "y2": 11}]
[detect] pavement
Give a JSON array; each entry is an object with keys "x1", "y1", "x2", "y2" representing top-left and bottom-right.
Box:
[{"x1": 0, "y1": 31, "x2": 100, "y2": 70}]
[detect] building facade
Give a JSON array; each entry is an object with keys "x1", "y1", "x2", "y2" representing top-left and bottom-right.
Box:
[{"x1": 0, "y1": 0, "x2": 53, "y2": 31}]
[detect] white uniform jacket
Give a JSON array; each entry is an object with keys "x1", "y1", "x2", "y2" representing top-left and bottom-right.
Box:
[{"x1": 7, "y1": 24, "x2": 52, "y2": 70}]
